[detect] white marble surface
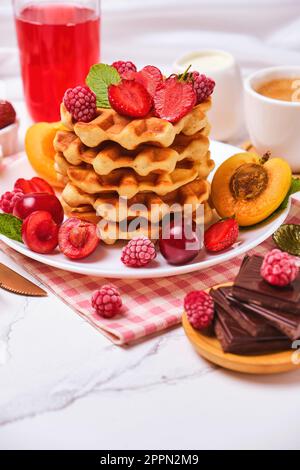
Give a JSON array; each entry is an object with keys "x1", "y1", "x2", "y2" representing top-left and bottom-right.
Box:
[{"x1": 0, "y1": 247, "x2": 300, "y2": 450}]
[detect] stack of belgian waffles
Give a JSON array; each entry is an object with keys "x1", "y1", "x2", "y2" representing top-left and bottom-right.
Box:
[{"x1": 54, "y1": 100, "x2": 215, "y2": 244}]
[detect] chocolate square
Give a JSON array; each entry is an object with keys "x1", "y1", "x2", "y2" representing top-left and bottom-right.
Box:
[
  {"x1": 212, "y1": 286, "x2": 281, "y2": 337},
  {"x1": 226, "y1": 291, "x2": 300, "y2": 341},
  {"x1": 210, "y1": 287, "x2": 278, "y2": 336},
  {"x1": 214, "y1": 307, "x2": 291, "y2": 355}
]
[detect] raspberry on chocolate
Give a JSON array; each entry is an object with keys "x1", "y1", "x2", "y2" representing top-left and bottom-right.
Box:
[
  {"x1": 63, "y1": 85, "x2": 97, "y2": 123},
  {"x1": 260, "y1": 248, "x2": 299, "y2": 287},
  {"x1": 0, "y1": 188, "x2": 24, "y2": 214},
  {"x1": 191, "y1": 72, "x2": 215, "y2": 104},
  {"x1": 184, "y1": 290, "x2": 214, "y2": 330},
  {"x1": 91, "y1": 284, "x2": 123, "y2": 318},
  {"x1": 112, "y1": 61, "x2": 137, "y2": 78},
  {"x1": 121, "y1": 236, "x2": 156, "y2": 267}
]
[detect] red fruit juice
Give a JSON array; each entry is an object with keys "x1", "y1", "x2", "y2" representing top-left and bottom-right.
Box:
[{"x1": 15, "y1": 4, "x2": 100, "y2": 122}]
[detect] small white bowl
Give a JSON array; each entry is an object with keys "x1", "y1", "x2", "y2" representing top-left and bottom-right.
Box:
[
  {"x1": 173, "y1": 49, "x2": 243, "y2": 141},
  {"x1": 0, "y1": 119, "x2": 19, "y2": 156}
]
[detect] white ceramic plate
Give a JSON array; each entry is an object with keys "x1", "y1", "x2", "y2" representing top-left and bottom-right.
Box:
[{"x1": 0, "y1": 141, "x2": 291, "y2": 279}]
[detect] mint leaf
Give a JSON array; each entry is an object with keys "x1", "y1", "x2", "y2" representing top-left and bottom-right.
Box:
[
  {"x1": 278, "y1": 177, "x2": 300, "y2": 210},
  {"x1": 0, "y1": 213, "x2": 23, "y2": 243},
  {"x1": 86, "y1": 64, "x2": 121, "y2": 108}
]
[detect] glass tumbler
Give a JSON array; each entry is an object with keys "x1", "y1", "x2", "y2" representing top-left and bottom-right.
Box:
[{"x1": 13, "y1": 0, "x2": 101, "y2": 122}]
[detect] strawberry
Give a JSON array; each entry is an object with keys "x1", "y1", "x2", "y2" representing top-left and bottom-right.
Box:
[
  {"x1": 14, "y1": 177, "x2": 55, "y2": 195},
  {"x1": 134, "y1": 65, "x2": 163, "y2": 98},
  {"x1": 153, "y1": 77, "x2": 196, "y2": 123},
  {"x1": 204, "y1": 218, "x2": 239, "y2": 252},
  {"x1": 108, "y1": 79, "x2": 152, "y2": 118},
  {"x1": 0, "y1": 100, "x2": 16, "y2": 130}
]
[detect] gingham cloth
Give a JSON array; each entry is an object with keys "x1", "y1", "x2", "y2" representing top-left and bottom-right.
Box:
[{"x1": 0, "y1": 199, "x2": 299, "y2": 345}]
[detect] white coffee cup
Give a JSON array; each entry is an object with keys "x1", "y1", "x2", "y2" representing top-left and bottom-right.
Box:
[
  {"x1": 173, "y1": 49, "x2": 243, "y2": 141},
  {"x1": 244, "y1": 66, "x2": 300, "y2": 173}
]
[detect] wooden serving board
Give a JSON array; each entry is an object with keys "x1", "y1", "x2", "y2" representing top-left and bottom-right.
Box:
[{"x1": 182, "y1": 283, "x2": 300, "y2": 375}]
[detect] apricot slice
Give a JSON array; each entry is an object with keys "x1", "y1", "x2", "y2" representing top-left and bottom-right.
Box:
[
  {"x1": 211, "y1": 152, "x2": 292, "y2": 226},
  {"x1": 25, "y1": 122, "x2": 67, "y2": 189}
]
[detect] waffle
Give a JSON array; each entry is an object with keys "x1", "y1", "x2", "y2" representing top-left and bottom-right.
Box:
[
  {"x1": 60, "y1": 99, "x2": 211, "y2": 150},
  {"x1": 61, "y1": 178, "x2": 211, "y2": 223},
  {"x1": 61, "y1": 199, "x2": 160, "y2": 244},
  {"x1": 55, "y1": 153, "x2": 213, "y2": 198},
  {"x1": 54, "y1": 127, "x2": 211, "y2": 176},
  {"x1": 61, "y1": 198, "x2": 213, "y2": 245}
]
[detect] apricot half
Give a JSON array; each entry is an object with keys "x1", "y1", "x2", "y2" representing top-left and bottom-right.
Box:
[
  {"x1": 211, "y1": 152, "x2": 292, "y2": 226},
  {"x1": 25, "y1": 122, "x2": 66, "y2": 189}
]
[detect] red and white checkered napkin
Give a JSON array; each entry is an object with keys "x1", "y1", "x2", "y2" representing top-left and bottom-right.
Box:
[{"x1": 1, "y1": 199, "x2": 299, "y2": 345}]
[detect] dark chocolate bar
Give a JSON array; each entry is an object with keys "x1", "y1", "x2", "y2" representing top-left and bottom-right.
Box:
[
  {"x1": 233, "y1": 255, "x2": 300, "y2": 315},
  {"x1": 214, "y1": 307, "x2": 291, "y2": 355},
  {"x1": 211, "y1": 286, "x2": 277, "y2": 337},
  {"x1": 226, "y1": 292, "x2": 300, "y2": 341}
]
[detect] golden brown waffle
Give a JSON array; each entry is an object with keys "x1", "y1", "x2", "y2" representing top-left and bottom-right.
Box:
[
  {"x1": 61, "y1": 198, "x2": 101, "y2": 225},
  {"x1": 55, "y1": 153, "x2": 213, "y2": 198},
  {"x1": 61, "y1": 198, "x2": 160, "y2": 244},
  {"x1": 54, "y1": 127, "x2": 211, "y2": 176},
  {"x1": 61, "y1": 198, "x2": 213, "y2": 245},
  {"x1": 61, "y1": 179, "x2": 211, "y2": 223},
  {"x1": 60, "y1": 99, "x2": 211, "y2": 150}
]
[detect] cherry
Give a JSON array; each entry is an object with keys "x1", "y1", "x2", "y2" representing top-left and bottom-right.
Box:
[
  {"x1": 22, "y1": 211, "x2": 59, "y2": 254},
  {"x1": 58, "y1": 218, "x2": 99, "y2": 259},
  {"x1": 159, "y1": 220, "x2": 202, "y2": 265},
  {"x1": 13, "y1": 193, "x2": 64, "y2": 225}
]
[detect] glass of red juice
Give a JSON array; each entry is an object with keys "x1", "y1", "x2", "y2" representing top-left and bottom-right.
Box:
[{"x1": 13, "y1": 0, "x2": 101, "y2": 122}]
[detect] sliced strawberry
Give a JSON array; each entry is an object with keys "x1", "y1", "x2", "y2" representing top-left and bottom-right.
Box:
[
  {"x1": 153, "y1": 77, "x2": 197, "y2": 123},
  {"x1": 14, "y1": 178, "x2": 33, "y2": 194},
  {"x1": 204, "y1": 218, "x2": 239, "y2": 252},
  {"x1": 29, "y1": 177, "x2": 55, "y2": 195},
  {"x1": 108, "y1": 79, "x2": 152, "y2": 118},
  {"x1": 134, "y1": 66, "x2": 163, "y2": 98},
  {"x1": 14, "y1": 177, "x2": 55, "y2": 195}
]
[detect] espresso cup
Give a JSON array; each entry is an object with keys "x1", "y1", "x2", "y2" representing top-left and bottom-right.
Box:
[
  {"x1": 173, "y1": 49, "x2": 243, "y2": 142},
  {"x1": 244, "y1": 66, "x2": 300, "y2": 173}
]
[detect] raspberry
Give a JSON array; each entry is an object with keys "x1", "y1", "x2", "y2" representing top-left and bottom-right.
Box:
[
  {"x1": 91, "y1": 284, "x2": 122, "y2": 318},
  {"x1": 121, "y1": 236, "x2": 156, "y2": 267},
  {"x1": 112, "y1": 61, "x2": 137, "y2": 78},
  {"x1": 0, "y1": 100, "x2": 16, "y2": 130},
  {"x1": 0, "y1": 188, "x2": 24, "y2": 214},
  {"x1": 63, "y1": 85, "x2": 96, "y2": 122},
  {"x1": 191, "y1": 72, "x2": 215, "y2": 104},
  {"x1": 184, "y1": 290, "x2": 214, "y2": 330},
  {"x1": 260, "y1": 249, "x2": 299, "y2": 287}
]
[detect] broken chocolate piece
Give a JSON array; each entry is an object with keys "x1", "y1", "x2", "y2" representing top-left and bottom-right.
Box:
[
  {"x1": 214, "y1": 306, "x2": 291, "y2": 355},
  {"x1": 227, "y1": 292, "x2": 300, "y2": 341},
  {"x1": 212, "y1": 286, "x2": 280, "y2": 337}
]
